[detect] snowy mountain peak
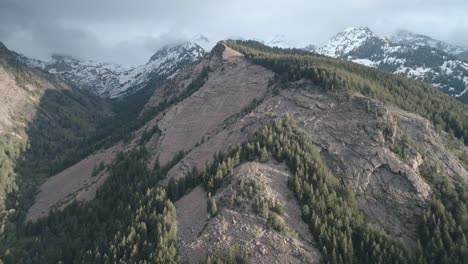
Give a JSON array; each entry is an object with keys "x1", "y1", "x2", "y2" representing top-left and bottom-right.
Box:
[
  {"x1": 303, "y1": 44, "x2": 316, "y2": 52},
  {"x1": 50, "y1": 53, "x2": 79, "y2": 63},
  {"x1": 389, "y1": 29, "x2": 467, "y2": 57},
  {"x1": 312, "y1": 27, "x2": 468, "y2": 100},
  {"x1": 113, "y1": 41, "x2": 205, "y2": 98},
  {"x1": 343, "y1": 26, "x2": 374, "y2": 35},
  {"x1": 317, "y1": 26, "x2": 382, "y2": 57},
  {"x1": 0, "y1": 41, "x2": 7, "y2": 50},
  {"x1": 17, "y1": 41, "x2": 205, "y2": 98},
  {"x1": 149, "y1": 42, "x2": 204, "y2": 63},
  {"x1": 190, "y1": 33, "x2": 216, "y2": 51},
  {"x1": 266, "y1": 34, "x2": 296, "y2": 49}
]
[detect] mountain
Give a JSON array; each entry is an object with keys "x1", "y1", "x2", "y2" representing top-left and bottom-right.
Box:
[
  {"x1": 20, "y1": 42, "x2": 205, "y2": 98},
  {"x1": 313, "y1": 27, "x2": 468, "y2": 102},
  {"x1": 303, "y1": 44, "x2": 316, "y2": 52},
  {"x1": 315, "y1": 26, "x2": 385, "y2": 58},
  {"x1": 265, "y1": 34, "x2": 296, "y2": 48},
  {"x1": 191, "y1": 33, "x2": 216, "y2": 51},
  {"x1": 4, "y1": 40, "x2": 468, "y2": 263},
  {"x1": 21, "y1": 53, "x2": 129, "y2": 97},
  {"x1": 389, "y1": 30, "x2": 468, "y2": 60},
  {"x1": 115, "y1": 41, "x2": 205, "y2": 98}
]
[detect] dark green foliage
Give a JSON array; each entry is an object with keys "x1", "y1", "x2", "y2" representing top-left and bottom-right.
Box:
[
  {"x1": 266, "y1": 212, "x2": 286, "y2": 233},
  {"x1": 208, "y1": 196, "x2": 218, "y2": 217},
  {"x1": 259, "y1": 146, "x2": 269, "y2": 163},
  {"x1": 417, "y1": 161, "x2": 468, "y2": 264},
  {"x1": 1, "y1": 148, "x2": 193, "y2": 263},
  {"x1": 226, "y1": 41, "x2": 468, "y2": 145},
  {"x1": 91, "y1": 161, "x2": 106, "y2": 177},
  {"x1": 138, "y1": 125, "x2": 160, "y2": 146},
  {"x1": 390, "y1": 133, "x2": 413, "y2": 161},
  {"x1": 201, "y1": 245, "x2": 249, "y2": 264}
]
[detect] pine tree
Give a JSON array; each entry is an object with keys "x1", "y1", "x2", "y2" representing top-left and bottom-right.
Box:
[{"x1": 259, "y1": 146, "x2": 269, "y2": 163}]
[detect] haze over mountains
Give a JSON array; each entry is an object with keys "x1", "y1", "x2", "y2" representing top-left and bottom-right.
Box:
[
  {"x1": 8, "y1": 26, "x2": 467, "y2": 103},
  {"x1": 1, "y1": 23, "x2": 468, "y2": 264}
]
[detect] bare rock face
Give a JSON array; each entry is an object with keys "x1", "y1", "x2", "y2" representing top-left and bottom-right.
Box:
[
  {"x1": 244, "y1": 87, "x2": 433, "y2": 245},
  {"x1": 176, "y1": 162, "x2": 321, "y2": 264},
  {"x1": 166, "y1": 75, "x2": 466, "y2": 247},
  {"x1": 144, "y1": 45, "x2": 273, "y2": 167}
]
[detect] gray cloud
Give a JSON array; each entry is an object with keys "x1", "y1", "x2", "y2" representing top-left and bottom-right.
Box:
[{"x1": 1, "y1": 0, "x2": 467, "y2": 65}]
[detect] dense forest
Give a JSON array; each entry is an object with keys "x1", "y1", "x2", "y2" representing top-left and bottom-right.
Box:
[{"x1": 2, "y1": 148, "x2": 181, "y2": 263}]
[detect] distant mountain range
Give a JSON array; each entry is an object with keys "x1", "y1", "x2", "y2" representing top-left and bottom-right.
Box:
[
  {"x1": 19, "y1": 42, "x2": 205, "y2": 98},
  {"x1": 300, "y1": 27, "x2": 468, "y2": 102},
  {"x1": 8, "y1": 28, "x2": 468, "y2": 103}
]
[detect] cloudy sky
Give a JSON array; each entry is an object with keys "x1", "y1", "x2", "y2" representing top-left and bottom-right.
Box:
[{"x1": 1, "y1": 0, "x2": 467, "y2": 66}]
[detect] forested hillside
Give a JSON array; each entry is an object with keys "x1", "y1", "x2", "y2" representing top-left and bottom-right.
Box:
[
  {"x1": 0, "y1": 42, "x2": 176, "y2": 244},
  {"x1": 0, "y1": 46, "x2": 116, "y2": 235},
  {"x1": 1, "y1": 40, "x2": 468, "y2": 264}
]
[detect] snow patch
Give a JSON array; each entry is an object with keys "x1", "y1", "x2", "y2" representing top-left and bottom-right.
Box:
[{"x1": 352, "y1": 58, "x2": 377, "y2": 67}]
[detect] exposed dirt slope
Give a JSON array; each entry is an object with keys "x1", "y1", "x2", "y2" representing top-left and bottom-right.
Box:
[
  {"x1": 25, "y1": 145, "x2": 121, "y2": 221},
  {"x1": 144, "y1": 44, "x2": 273, "y2": 166},
  {"x1": 176, "y1": 161, "x2": 321, "y2": 263}
]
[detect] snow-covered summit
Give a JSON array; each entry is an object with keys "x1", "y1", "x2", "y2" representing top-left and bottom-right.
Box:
[
  {"x1": 388, "y1": 30, "x2": 467, "y2": 57},
  {"x1": 265, "y1": 34, "x2": 296, "y2": 49},
  {"x1": 114, "y1": 41, "x2": 205, "y2": 98},
  {"x1": 20, "y1": 41, "x2": 205, "y2": 98},
  {"x1": 316, "y1": 27, "x2": 384, "y2": 57},
  {"x1": 191, "y1": 34, "x2": 216, "y2": 52},
  {"x1": 302, "y1": 44, "x2": 316, "y2": 53},
  {"x1": 311, "y1": 27, "x2": 468, "y2": 100}
]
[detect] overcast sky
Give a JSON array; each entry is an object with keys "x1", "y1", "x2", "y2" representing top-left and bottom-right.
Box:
[{"x1": 1, "y1": 0, "x2": 467, "y2": 66}]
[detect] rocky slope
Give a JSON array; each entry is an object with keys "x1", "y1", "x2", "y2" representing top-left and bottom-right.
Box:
[
  {"x1": 22, "y1": 42, "x2": 468, "y2": 262},
  {"x1": 176, "y1": 161, "x2": 321, "y2": 263},
  {"x1": 20, "y1": 42, "x2": 205, "y2": 98},
  {"x1": 312, "y1": 27, "x2": 468, "y2": 101}
]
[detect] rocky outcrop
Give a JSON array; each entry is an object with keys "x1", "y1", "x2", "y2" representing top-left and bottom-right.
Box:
[
  {"x1": 176, "y1": 162, "x2": 321, "y2": 264},
  {"x1": 144, "y1": 44, "x2": 273, "y2": 167}
]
